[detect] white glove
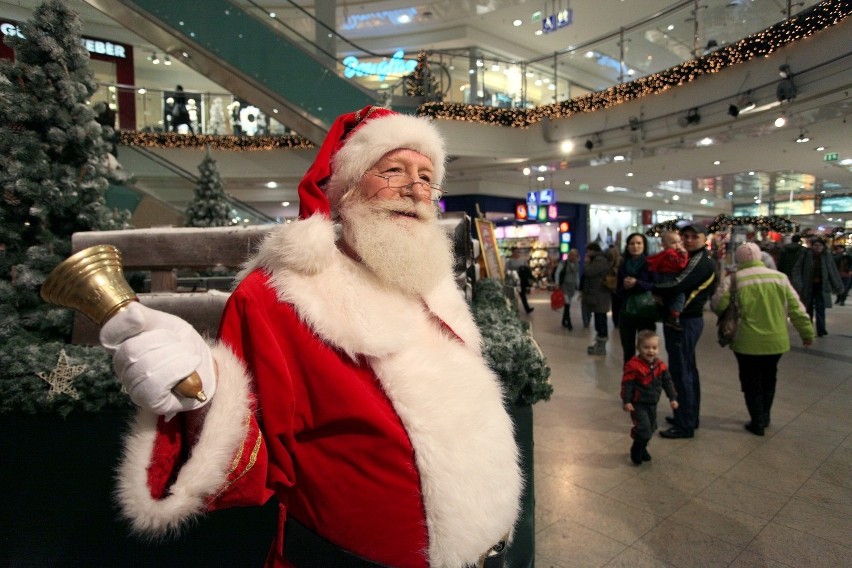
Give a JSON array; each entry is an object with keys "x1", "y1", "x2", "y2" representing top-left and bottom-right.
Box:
[{"x1": 100, "y1": 302, "x2": 216, "y2": 418}]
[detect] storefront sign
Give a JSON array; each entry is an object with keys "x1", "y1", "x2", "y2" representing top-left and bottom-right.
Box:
[
  {"x1": 542, "y1": 9, "x2": 572, "y2": 33},
  {"x1": 342, "y1": 49, "x2": 417, "y2": 81},
  {"x1": 1, "y1": 22, "x2": 127, "y2": 59}
]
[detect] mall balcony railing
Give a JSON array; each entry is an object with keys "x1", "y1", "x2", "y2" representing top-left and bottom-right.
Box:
[{"x1": 234, "y1": 0, "x2": 823, "y2": 109}]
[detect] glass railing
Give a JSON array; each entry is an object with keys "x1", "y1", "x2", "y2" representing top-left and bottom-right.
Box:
[
  {"x1": 91, "y1": 83, "x2": 293, "y2": 136},
  {"x1": 236, "y1": 0, "x2": 823, "y2": 109}
]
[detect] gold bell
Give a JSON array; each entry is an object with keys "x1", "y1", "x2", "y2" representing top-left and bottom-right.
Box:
[{"x1": 41, "y1": 245, "x2": 206, "y2": 402}]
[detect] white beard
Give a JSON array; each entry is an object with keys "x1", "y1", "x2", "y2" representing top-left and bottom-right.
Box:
[{"x1": 338, "y1": 196, "x2": 454, "y2": 297}]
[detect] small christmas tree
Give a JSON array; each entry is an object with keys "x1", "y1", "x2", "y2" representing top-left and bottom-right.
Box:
[
  {"x1": 185, "y1": 146, "x2": 232, "y2": 227},
  {"x1": 0, "y1": 0, "x2": 131, "y2": 416}
]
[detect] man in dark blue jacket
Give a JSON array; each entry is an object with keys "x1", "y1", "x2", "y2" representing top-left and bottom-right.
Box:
[{"x1": 655, "y1": 220, "x2": 717, "y2": 439}]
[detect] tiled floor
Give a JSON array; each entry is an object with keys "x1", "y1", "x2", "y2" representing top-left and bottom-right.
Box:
[{"x1": 522, "y1": 292, "x2": 852, "y2": 568}]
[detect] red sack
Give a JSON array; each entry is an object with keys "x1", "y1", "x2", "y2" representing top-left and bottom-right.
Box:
[{"x1": 550, "y1": 289, "x2": 565, "y2": 311}]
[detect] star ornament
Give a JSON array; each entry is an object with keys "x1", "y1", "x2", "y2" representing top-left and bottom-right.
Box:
[{"x1": 37, "y1": 349, "x2": 86, "y2": 400}]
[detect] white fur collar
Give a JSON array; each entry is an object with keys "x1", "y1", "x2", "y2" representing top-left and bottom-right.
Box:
[{"x1": 240, "y1": 215, "x2": 521, "y2": 566}]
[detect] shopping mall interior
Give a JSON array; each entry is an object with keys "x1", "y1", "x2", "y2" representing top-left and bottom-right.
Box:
[{"x1": 1, "y1": 1, "x2": 851, "y2": 567}]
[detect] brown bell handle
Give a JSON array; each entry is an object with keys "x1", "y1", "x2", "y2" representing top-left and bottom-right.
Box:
[{"x1": 174, "y1": 371, "x2": 207, "y2": 402}]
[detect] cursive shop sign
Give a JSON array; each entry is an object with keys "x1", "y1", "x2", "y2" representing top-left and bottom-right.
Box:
[{"x1": 342, "y1": 49, "x2": 417, "y2": 81}]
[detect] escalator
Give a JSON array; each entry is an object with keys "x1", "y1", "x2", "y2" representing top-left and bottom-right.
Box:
[
  {"x1": 109, "y1": 145, "x2": 277, "y2": 227},
  {"x1": 84, "y1": 0, "x2": 380, "y2": 142}
]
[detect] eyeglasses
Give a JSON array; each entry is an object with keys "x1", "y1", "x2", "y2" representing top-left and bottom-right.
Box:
[{"x1": 366, "y1": 172, "x2": 445, "y2": 200}]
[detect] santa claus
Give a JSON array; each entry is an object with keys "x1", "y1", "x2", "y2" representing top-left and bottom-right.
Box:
[{"x1": 100, "y1": 106, "x2": 522, "y2": 567}]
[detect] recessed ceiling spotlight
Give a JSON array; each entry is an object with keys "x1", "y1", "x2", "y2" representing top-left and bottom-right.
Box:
[
  {"x1": 538, "y1": 165, "x2": 548, "y2": 172},
  {"x1": 672, "y1": 195, "x2": 680, "y2": 201},
  {"x1": 397, "y1": 14, "x2": 411, "y2": 24},
  {"x1": 564, "y1": 180, "x2": 571, "y2": 185},
  {"x1": 698, "y1": 137, "x2": 714, "y2": 146},
  {"x1": 774, "y1": 116, "x2": 786, "y2": 127},
  {"x1": 614, "y1": 155, "x2": 625, "y2": 161},
  {"x1": 281, "y1": 201, "x2": 290, "y2": 207},
  {"x1": 796, "y1": 131, "x2": 810, "y2": 143},
  {"x1": 626, "y1": 172, "x2": 634, "y2": 177},
  {"x1": 269, "y1": 11, "x2": 276, "y2": 17},
  {"x1": 713, "y1": 160, "x2": 721, "y2": 165},
  {"x1": 645, "y1": 191, "x2": 654, "y2": 197},
  {"x1": 534, "y1": 30, "x2": 543, "y2": 36},
  {"x1": 560, "y1": 140, "x2": 574, "y2": 153},
  {"x1": 816, "y1": 146, "x2": 825, "y2": 151},
  {"x1": 513, "y1": 19, "x2": 522, "y2": 26},
  {"x1": 536, "y1": 176, "x2": 545, "y2": 181},
  {"x1": 266, "y1": 181, "x2": 278, "y2": 189},
  {"x1": 700, "y1": 198, "x2": 708, "y2": 205},
  {"x1": 522, "y1": 167, "x2": 531, "y2": 175}
]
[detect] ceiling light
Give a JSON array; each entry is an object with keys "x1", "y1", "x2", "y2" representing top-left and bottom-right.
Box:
[
  {"x1": 700, "y1": 198, "x2": 708, "y2": 205},
  {"x1": 513, "y1": 19, "x2": 522, "y2": 26},
  {"x1": 522, "y1": 167, "x2": 531, "y2": 175},
  {"x1": 626, "y1": 172, "x2": 634, "y2": 177},
  {"x1": 713, "y1": 160, "x2": 721, "y2": 165},
  {"x1": 774, "y1": 116, "x2": 786, "y2": 127},
  {"x1": 137, "y1": 88, "x2": 146, "y2": 94},
  {"x1": 614, "y1": 155, "x2": 625, "y2": 161},
  {"x1": 181, "y1": 51, "x2": 189, "y2": 58},
  {"x1": 163, "y1": 55, "x2": 172, "y2": 66},
  {"x1": 534, "y1": 30, "x2": 543, "y2": 35},
  {"x1": 475, "y1": 60, "x2": 483, "y2": 67},
  {"x1": 796, "y1": 132, "x2": 810, "y2": 143},
  {"x1": 538, "y1": 165, "x2": 548, "y2": 172},
  {"x1": 397, "y1": 14, "x2": 411, "y2": 23},
  {"x1": 281, "y1": 201, "x2": 290, "y2": 207},
  {"x1": 536, "y1": 176, "x2": 545, "y2": 181},
  {"x1": 491, "y1": 63, "x2": 500, "y2": 72},
  {"x1": 816, "y1": 146, "x2": 825, "y2": 151},
  {"x1": 560, "y1": 140, "x2": 575, "y2": 153},
  {"x1": 269, "y1": 11, "x2": 276, "y2": 18},
  {"x1": 698, "y1": 137, "x2": 714, "y2": 146},
  {"x1": 672, "y1": 195, "x2": 680, "y2": 201},
  {"x1": 266, "y1": 181, "x2": 278, "y2": 189},
  {"x1": 564, "y1": 180, "x2": 571, "y2": 185},
  {"x1": 841, "y1": 159, "x2": 852, "y2": 166},
  {"x1": 645, "y1": 191, "x2": 654, "y2": 197}
]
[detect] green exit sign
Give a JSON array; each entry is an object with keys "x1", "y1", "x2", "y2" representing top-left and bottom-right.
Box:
[
  {"x1": 579, "y1": 183, "x2": 589, "y2": 191},
  {"x1": 824, "y1": 152, "x2": 839, "y2": 162}
]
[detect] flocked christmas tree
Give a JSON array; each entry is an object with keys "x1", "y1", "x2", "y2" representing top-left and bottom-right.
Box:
[
  {"x1": 0, "y1": 0, "x2": 131, "y2": 415},
  {"x1": 184, "y1": 146, "x2": 232, "y2": 227}
]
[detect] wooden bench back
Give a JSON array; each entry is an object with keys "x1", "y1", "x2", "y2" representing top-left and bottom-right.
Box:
[{"x1": 70, "y1": 225, "x2": 273, "y2": 344}]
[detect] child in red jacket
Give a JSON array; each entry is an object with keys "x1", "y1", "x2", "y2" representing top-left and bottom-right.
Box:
[
  {"x1": 647, "y1": 230, "x2": 689, "y2": 329},
  {"x1": 621, "y1": 330, "x2": 679, "y2": 465}
]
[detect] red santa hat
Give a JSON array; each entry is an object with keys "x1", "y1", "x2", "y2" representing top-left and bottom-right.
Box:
[{"x1": 298, "y1": 105, "x2": 446, "y2": 219}]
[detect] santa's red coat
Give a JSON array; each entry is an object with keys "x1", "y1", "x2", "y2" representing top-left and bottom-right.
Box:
[{"x1": 114, "y1": 215, "x2": 522, "y2": 567}]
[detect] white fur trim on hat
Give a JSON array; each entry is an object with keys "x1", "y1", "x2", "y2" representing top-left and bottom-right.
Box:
[{"x1": 326, "y1": 113, "x2": 446, "y2": 210}]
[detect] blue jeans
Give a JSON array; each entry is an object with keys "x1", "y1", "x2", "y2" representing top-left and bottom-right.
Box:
[{"x1": 663, "y1": 317, "x2": 703, "y2": 434}]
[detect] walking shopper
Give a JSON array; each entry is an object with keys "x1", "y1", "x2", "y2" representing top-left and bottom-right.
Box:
[
  {"x1": 656, "y1": 220, "x2": 717, "y2": 439},
  {"x1": 621, "y1": 330, "x2": 678, "y2": 464},
  {"x1": 554, "y1": 249, "x2": 580, "y2": 329},
  {"x1": 582, "y1": 243, "x2": 612, "y2": 355},
  {"x1": 616, "y1": 233, "x2": 656, "y2": 365},
  {"x1": 711, "y1": 243, "x2": 814, "y2": 435},
  {"x1": 791, "y1": 237, "x2": 843, "y2": 336}
]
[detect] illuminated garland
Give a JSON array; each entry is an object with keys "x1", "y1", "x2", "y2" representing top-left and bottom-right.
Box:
[
  {"x1": 118, "y1": 131, "x2": 315, "y2": 151},
  {"x1": 646, "y1": 214, "x2": 800, "y2": 236},
  {"x1": 418, "y1": 0, "x2": 850, "y2": 127}
]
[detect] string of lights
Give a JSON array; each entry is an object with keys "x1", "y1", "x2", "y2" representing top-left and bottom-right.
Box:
[
  {"x1": 118, "y1": 131, "x2": 315, "y2": 151},
  {"x1": 646, "y1": 214, "x2": 801, "y2": 237},
  {"x1": 418, "y1": 0, "x2": 850, "y2": 127}
]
